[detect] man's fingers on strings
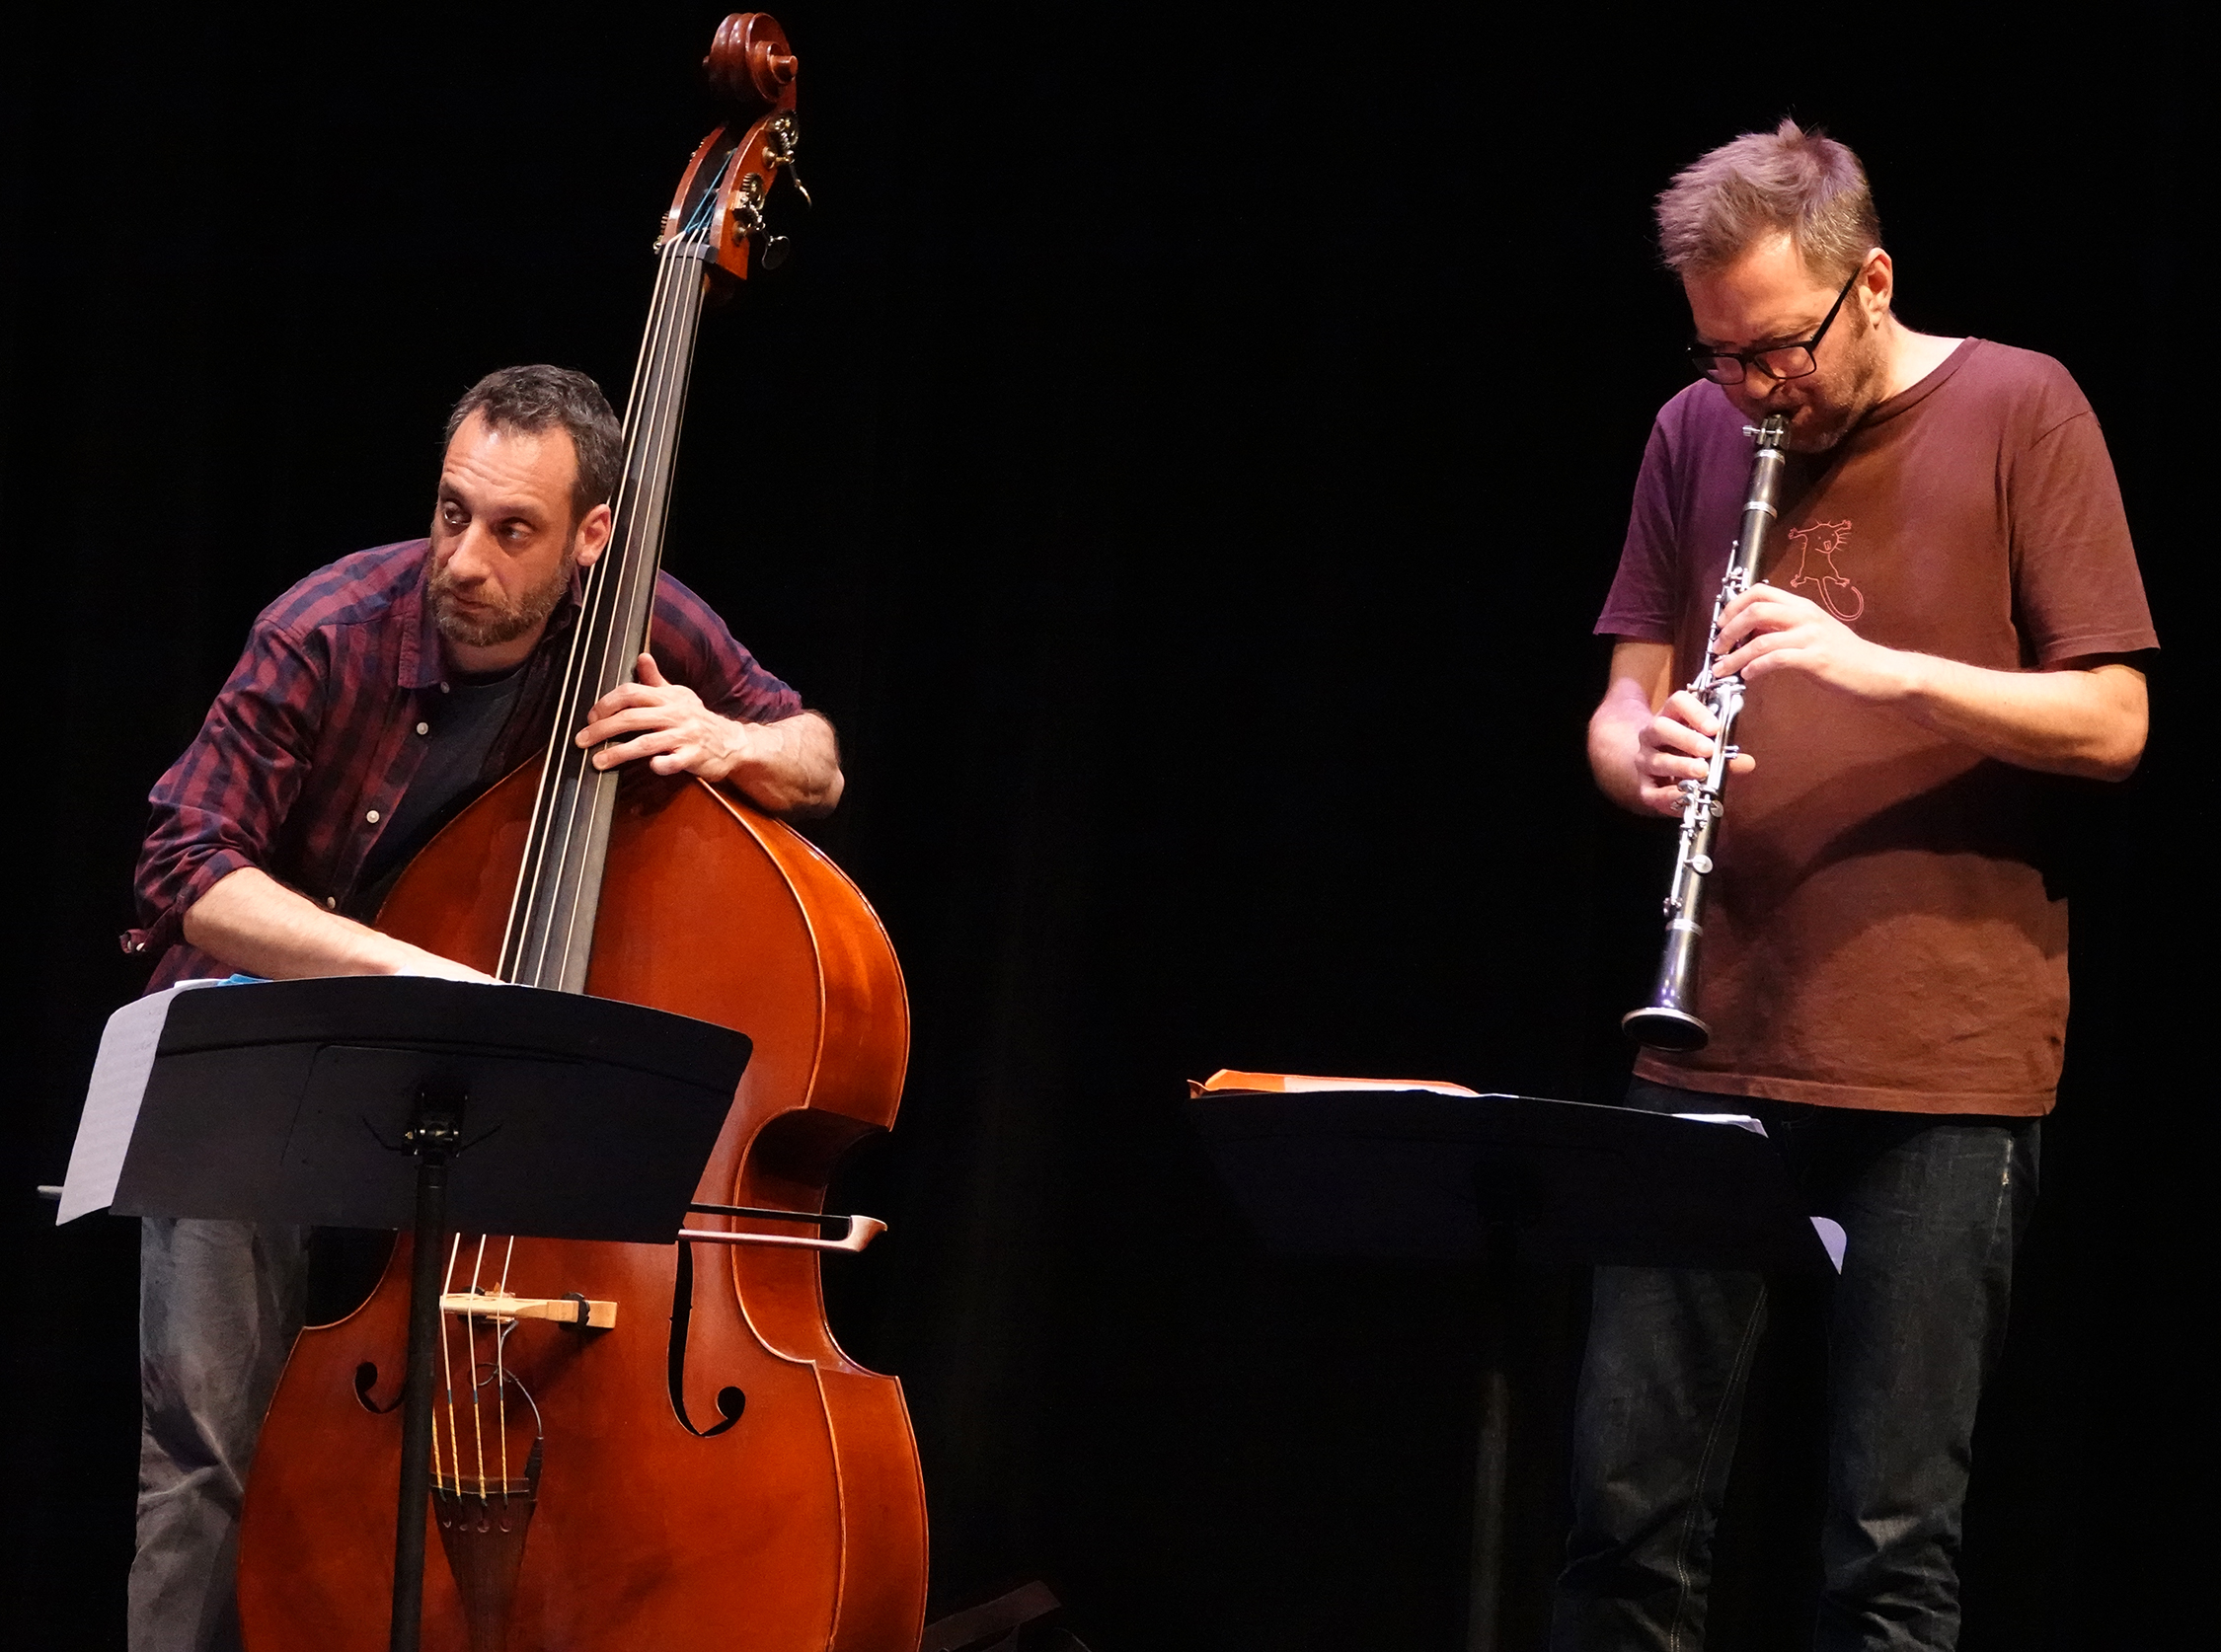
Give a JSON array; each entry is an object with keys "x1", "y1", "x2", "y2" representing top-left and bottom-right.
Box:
[
  {"x1": 592, "y1": 728, "x2": 684, "y2": 769},
  {"x1": 578, "y1": 703, "x2": 681, "y2": 744},
  {"x1": 584, "y1": 681, "x2": 679, "y2": 722}
]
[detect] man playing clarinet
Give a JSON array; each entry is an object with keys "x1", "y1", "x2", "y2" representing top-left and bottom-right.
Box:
[{"x1": 1563, "y1": 120, "x2": 2155, "y2": 1650}]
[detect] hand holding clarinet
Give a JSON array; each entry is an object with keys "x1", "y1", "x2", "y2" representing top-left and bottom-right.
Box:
[{"x1": 1631, "y1": 579, "x2": 1894, "y2": 816}]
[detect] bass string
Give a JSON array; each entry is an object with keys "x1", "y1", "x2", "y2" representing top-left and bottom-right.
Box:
[
  {"x1": 546, "y1": 220, "x2": 714, "y2": 983},
  {"x1": 438, "y1": 1235, "x2": 464, "y2": 1493},
  {"x1": 513, "y1": 222, "x2": 709, "y2": 989},
  {"x1": 466, "y1": 179, "x2": 729, "y2": 1485},
  {"x1": 553, "y1": 223, "x2": 702, "y2": 968},
  {"x1": 467, "y1": 1236, "x2": 490, "y2": 1496},
  {"x1": 466, "y1": 234, "x2": 711, "y2": 1482},
  {"x1": 500, "y1": 223, "x2": 698, "y2": 986},
  {"x1": 506, "y1": 225, "x2": 693, "y2": 986},
  {"x1": 544, "y1": 231, "x2": 709, "y2": 985},
  {"x1": 496, "y1": 1235, "x2": 516, "y2": 1499}
]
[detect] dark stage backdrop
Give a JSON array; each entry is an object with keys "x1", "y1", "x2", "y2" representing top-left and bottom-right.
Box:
[{"x1": 4, "y1": 7, "x2": 2198, "y2": 1649}]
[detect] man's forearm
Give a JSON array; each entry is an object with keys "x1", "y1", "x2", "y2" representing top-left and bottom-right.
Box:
[
  {"x1": 1710, "y1": 587, "x2": 2148, "y2": 782},
  {"x1": 1875, "y1": 654, "x2": 2147, "y2": 781},
  {"x1": 1588, "y1": 688, "x2": 1656, "y2": 814},
  {"x1": 723, "y1": 710, "x2": 844, "y2": 819},
  {"x1": 181, "y1": 866, "x2": 485, "y2": 981}
]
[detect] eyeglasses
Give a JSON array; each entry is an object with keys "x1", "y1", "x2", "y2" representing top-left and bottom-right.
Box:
[{"x1": 1687, "y1": 264, "x2": 1863, "y2": 385}]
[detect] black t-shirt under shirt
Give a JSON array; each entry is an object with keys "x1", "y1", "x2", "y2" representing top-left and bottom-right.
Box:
[{"x1": 350, "y1": 663, "x2": 528, "y2": 912}]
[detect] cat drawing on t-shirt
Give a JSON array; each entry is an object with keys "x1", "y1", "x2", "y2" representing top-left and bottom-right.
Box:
[{"x1": 1785, "y1": 519, "x2": 1866, "y2": 623}]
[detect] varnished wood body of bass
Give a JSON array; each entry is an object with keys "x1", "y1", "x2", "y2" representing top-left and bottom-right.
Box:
[{"x1": 236, "y1": 760, "x2": 927, "y2": 1650}]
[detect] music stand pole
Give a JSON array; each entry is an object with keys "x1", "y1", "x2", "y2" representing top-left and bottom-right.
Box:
[
  {"x1": 1465, "y1": 1222, "x2": 1512, "y2": 1652},
  {"x1": 389, "y1": 1077, "x2": 463, "y2": 1652}
]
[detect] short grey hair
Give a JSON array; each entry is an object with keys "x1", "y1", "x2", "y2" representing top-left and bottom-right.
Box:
[
  {"x1": 1655, "y1": 118, "x2": 1882, "y2": 285},
  {"x1": 444, "y1": 364, "x2": 623, "y2": 523}
]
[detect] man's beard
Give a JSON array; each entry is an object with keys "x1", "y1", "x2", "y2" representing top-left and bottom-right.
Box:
[
  {"x1": 1772, "y1": 307, "x2": 1891, "y2": 455},
  {"x1": 430, "y1": 538, "x2": 577, "y2": 648}
]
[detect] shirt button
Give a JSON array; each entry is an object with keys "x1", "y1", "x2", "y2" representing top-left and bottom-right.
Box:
[
  {"x1": 416, "y1": 722, "x2": 430, "y2": 735},
  {"x1": 366, "y1": 809, "x2": 381, "y2": 824}
]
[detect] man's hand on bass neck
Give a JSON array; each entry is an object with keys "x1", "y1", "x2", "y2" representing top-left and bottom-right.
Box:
[{"x1": 575, "y1": 651, "x2": 845, "y2": 819}]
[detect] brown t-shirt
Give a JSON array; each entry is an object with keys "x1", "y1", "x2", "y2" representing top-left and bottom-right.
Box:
[{"x1": 1596, "y1": 339, "x2": 2157, "y2": 1115}]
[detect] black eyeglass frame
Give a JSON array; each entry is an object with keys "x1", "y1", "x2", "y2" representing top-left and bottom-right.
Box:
[{"x1": 1686, "y1": 263, "x2": 1866, "y2": 386}]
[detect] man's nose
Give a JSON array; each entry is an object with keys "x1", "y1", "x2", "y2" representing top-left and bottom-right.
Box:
[
  {"x1": 444, "y1": 522, "x2": 498, "y2": 582},
  {"x1": 1732, "y1": 372, "x2": 1792, "y2": 415},
  {"x1": 1725, "y1": 381, "x2": 1773, "y2": 419}
]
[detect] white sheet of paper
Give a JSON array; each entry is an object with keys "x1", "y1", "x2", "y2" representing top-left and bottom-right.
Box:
[
  {"x1": 1810, "y1": 1217, "x2": 1848, "y2": 1273},
  {"x1": 56, "y1": 980, "x2": 228, "y2": 1225},
  {"x1": 1672, "y1": 1111, "x2": 1767, "y2": 1136}
]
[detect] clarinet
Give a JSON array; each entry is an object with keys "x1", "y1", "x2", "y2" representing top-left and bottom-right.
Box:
[{"x1": 1622, "y1": 412, "x2": 1790, "y2": 1052}]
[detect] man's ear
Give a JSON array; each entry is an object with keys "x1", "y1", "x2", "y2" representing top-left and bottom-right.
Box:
[
  {"x1": 1860, "y1": 248, "x2": 1894, "y2": 317},
  {"x1": 573, "y1": 501, "x2": 616, "y2": 566}
]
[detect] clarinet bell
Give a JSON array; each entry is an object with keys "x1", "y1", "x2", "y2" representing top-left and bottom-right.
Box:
[{"x1": 1621, "y1": 1004, "x2": 1711, "y2": 1052}]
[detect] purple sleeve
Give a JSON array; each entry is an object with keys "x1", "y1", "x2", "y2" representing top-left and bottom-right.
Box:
[
  {"x1": 1594, "y1": 416, "x2": 1683, "y2": 643},
  {"x1": 2008, "y1": 409, "x2": 2160, "y2": 664},
  {"x1": 649, "y1": 573, "x2": 806, "y2": 723},
  {"x1": 127, "y1": 621, "x2": 326, "y2": 958}
]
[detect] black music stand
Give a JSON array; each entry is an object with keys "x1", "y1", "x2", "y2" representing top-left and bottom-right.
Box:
[
  {"x1": 1187, "y1": 1087, "x2": 1837, "y2": 1652},
  {"x1": 60, "y1": 975, "x2": 751, "y2": 1652},
  {"x1": 1187, "y1": 1088, "x2": 1836, "y2": 1273}
]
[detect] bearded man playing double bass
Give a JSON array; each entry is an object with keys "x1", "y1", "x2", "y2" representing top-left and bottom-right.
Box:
[
  {"x1": 1561, "y1": 122, "x2": 2156, "y2": 1649},
  {"x1": 124, "y1": 364, "x2": 839, "y2": 1651}
]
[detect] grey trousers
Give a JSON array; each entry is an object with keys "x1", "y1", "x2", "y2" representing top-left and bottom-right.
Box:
[{"x1": 130, "y1": 1218, "x2": 308, "y2": 1652}]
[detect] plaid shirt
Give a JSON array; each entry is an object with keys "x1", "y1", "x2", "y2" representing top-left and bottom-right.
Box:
[{"x1": 128, "y1": 538, "x2": 803, "y2": 988}]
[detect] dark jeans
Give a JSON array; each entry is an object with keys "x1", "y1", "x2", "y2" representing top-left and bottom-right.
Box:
[
  {"x1": 130, "y1": 1218, "x2": 308, "y2": 1652},
  {"x1": 1550, "y1": 1082, "x2": 2039, "y2": 1652}
]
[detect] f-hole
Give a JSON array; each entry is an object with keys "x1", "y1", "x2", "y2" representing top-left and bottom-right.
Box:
[
  {"x1": 666, "y1": 1239, "x2": 746, "y2": 1437},
  {"x1": 353, "y1": 1360, "x2": 404, "y2": 1415}
]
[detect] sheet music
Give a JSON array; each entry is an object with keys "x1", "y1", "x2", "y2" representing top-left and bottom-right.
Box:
[
  {"x1": 56, "y1": 980, "x2": 227, "y2": 1224},
  {"x1": 1673, "y1": 1111, "x2": 1767, "y2": 1136},
  {"x1": 1810, "y1": 1218, "x2": 1848, "y2": 1272}
]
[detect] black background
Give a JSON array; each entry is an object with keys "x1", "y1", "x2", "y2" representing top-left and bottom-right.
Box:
[{"x1": 4, "y1": 6, "x2": 2197, "y2": 1648}]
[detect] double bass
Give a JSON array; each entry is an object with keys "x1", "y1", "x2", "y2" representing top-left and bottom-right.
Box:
[{"x1": 234, "y1": 17, "x2": 929, "y2": 1648}]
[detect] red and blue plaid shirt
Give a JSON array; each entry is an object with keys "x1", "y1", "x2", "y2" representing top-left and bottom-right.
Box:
[{"x1": 128, "y1": 538, "x2": 803, "y2": 988}]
